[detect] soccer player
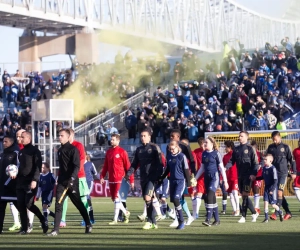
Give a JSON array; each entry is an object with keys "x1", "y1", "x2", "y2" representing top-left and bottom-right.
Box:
[
  {"x1": 195, "y1": 137, "x2": 228, "y2": 226},
  {"x1": 36, "y1": 162, "x2": 56, "y2": 223},
  {"x1": 255, "y1": 154, "x2": 283, "y2": 223},
  {"x1": 154, "y1": 153, "x2": 176, "y2": 221},
  {"x1": 84, "y1": 153, "x2": 98, "y2": 224},
  {"x1": 223, "y1": 140, "x2": 240, "y2": 216},
  {"x1": 15, "y1": 131, "x2": 48, "y2": 234},
  {"x1": 292, "y1": 138, "x2": 300, "y2": 205},
  {"x1": 159, "y1": 140, "x2": 191, "y2": 230},
  {"x1": 192, "y1": 137, "x2": 205, "y2": 219},
  {"x1": 267, "y1": 131, "x2": 296, "y2": 220},
  {"x1": 138, "y1": 153, "x2": 171, "y2": 222},
  {"x1": 100, "y1": 133, "x2": 132, "y2": 225},
  {"x1": 47, "y1": 129, "x2": 92, "y2": 236},
  {"x1": 0, "y1": 136, "x2": 20, "y2": 234},
  {"x1": 250, "y1": 140, "x2": 263, "y2": 215},
  {"x1": 167, "y1": 130, "x2": 195, "y2": 227},
  {"x1": 225, "y1": 131, "x2": 259, "y2": 223},
  {"x1": 126, "y1": 129, "x2": 164, "y2": 229},
  {"x1": 60, "y1": 128, "x2": 90, "y2": 227},
  {"x1": 8, "y1": 129, "x2": 35, "y2": 232}
]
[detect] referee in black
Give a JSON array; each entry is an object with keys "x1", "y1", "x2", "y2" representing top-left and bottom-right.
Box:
[
  {"x1": 267, "y1": 131, "x2": 296, "y2": 220},
  {"x1": 47, "y1": 129, "x2": 91, "y2": 236},
  {"x1": 15, "y1": 131, "x2": 48, "y2": 234},
  {"x1": 225, "y1": 130, "x2": 259, "y2": 223},
  {"x1": 126, "y1": 129, "x2": 164, "y2": 229}
]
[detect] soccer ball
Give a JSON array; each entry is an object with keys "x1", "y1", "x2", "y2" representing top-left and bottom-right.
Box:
[{"x1": 6, "y1": 164, "x2": 18, "y2": 177}]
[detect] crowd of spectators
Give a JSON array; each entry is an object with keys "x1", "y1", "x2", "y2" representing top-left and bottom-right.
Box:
[{"x1": 123, "y1": 37, "x2": 300, "y2": 143}]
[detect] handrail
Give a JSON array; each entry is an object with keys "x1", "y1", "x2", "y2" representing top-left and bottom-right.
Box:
[{"x1": 74, "y1": 90, "x2": 146, "y2": 133}]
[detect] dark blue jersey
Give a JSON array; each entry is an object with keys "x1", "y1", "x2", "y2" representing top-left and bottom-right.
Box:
[
  {"x1": 257, "y1": 165, "x2": 278, "y2": 191},
  {"x1": 84, "y1": 161, "x2": 97, "y2": 184},
  {"x1": 166, "y1": 152, "x2": 189, "y2": 181},
  {"x1": 202, "y1": 150, "x2": 222, "y2": 175},
  {"x1": 39, "y1": 172, "x2": 55, "y2": 192}
]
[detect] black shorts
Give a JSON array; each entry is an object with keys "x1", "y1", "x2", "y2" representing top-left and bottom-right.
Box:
[
  {"x1": 141, "y1": 181, "x2": 155, "y2": 198},
  {"x1": 238, "y1": 177, "x2": 252, "y2": 193},
  {"x1": 277, "y1": 174, "x2": 287, "y2": 191},
  {"x1": 41, "y1": 190, "x2": 54, "y2": 206}
]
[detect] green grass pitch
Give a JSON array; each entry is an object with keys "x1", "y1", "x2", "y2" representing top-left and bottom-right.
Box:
[{"x1": 0, "y1": 197, "x2": 300, "y2": 250}]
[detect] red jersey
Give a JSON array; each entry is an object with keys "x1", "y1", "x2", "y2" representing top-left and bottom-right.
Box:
[
  {"x1": 193, "y1": 147, "x2": 203, "y2": 170},
  {"x1": 293, "y1": 147, "x2": 300, "y2": 172},
  {"x1": 223, "y1": 151, "x2": 237, "y2": 180},
  {"x1": 256, "y1": 150, "x2": 263, "y2": 177},
  {"x1": 72, "y1": 140, "x2": 86, "y2": 178},
  {"x1": 100, "y1": 146, "x2": 134, "y2": 184},
  {"x1": 18, "y1": 144, "x2": 24, "y2": 150}
]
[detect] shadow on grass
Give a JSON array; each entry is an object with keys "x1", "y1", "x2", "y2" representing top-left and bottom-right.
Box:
[{"x1": 0, "y1": 232, "x2": 298, "y2": 250}]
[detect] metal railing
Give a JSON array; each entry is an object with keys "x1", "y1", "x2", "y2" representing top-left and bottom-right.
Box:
[
  {"x1": 75, "y1": 90, "x2": 147, "y2": 147},
  {"x1": 75, "y1": 90, "x2": 146, "y2": 134}
]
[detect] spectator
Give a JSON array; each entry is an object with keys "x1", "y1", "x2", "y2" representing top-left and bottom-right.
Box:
[
  {"x1": 264, "y1": 110, "x2": 277, "y2": 130},
  {"x1": 187, "y1": 120, "x2": 198, "y2": 142},
  {"x1": 125, "y1": 110, "x2": 137, "y2": 140},
  {"x1": 105, "y1": 123, "x2": 118, "y2": 145},
  {"x1": 276, "y1": 116, "x2": 287, "y2": 131}
]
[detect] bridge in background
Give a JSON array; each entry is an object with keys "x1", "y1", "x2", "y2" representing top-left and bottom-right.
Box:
[{"x1": 0, "y1": 0, "x2": 299, "y2": 59}]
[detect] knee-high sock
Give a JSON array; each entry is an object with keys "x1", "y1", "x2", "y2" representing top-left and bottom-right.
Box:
[
  {"x1": 295, "y1": 189, "x2": 300, "y2": 202},
  {"x1": 232, "y1": 190, "x2": 240, "y2": 211},
  {"x1": 181, "y1": 199, "x2": 192, "y2": 218},
  {"x1": 142, "y1": 203, "x2": 147, "y2": 216},
  {"x1": 254, "y1": 194, "x2": 260, "y2": 209},
  {"x1": 87, "y1": 199, "x2": 94, "y2": 221},
  {"x1": 282, "y1": 197, "x2": 291, "y2": 214},
  {"x1": 161, "y1": 203, "x2": 167, "y2": 215},
  {"x1": 114, "y1": 200, "x2": 121, "y2": 222},
  {"x1": 192, "y1": 198, "x2": 197, "y2": 218},
  {"x1": 230, "y1": 193, "x2": 237, "y2": 212},
  {"x1": 175, "y1": 204, "x2": 184, "y2": 223},
  {"x1": 27, "y1": 210, "x2": 34, "y2": 225},
  {"x1": 80, "y1": 195, "x2": 89, "y2": 213},
  {"x1": 152, "y1": 198, "x2": 161, "y2": 216},
  {"x1": 61, "y1": 197, "x2": 68, "y2": 222},
  {"x1": 222, "y1": 199, "x2": 227, "y2": 211},
  {"x1": 213, "y1": 203, "x2": 220, "y2": 222},
  {"x1": 43, "y1": 208, "x2": 48, "y2": 221},
  {"x1": 146, "y1": 200, "x2": 155, "y2": 224},
  {"x1": 10, "y1": 203, "x2": 20, "y2": 224}
]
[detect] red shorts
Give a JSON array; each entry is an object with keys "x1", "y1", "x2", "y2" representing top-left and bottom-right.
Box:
[
  {"x1": 109, "y1": 182, "x2": 121, "y2": 200},
  {"x1": 227, "y1": 179, "x2": 239, "y2": 193},
  {"x1": 252, "y1": 180, "x2": 262, "y2": 189},
  {"x1": 294, "y1": 176, "x2": 300, "y2": 188},
  {"x1": 196, "y1": 175, "x2": 205, "y2": 194}
]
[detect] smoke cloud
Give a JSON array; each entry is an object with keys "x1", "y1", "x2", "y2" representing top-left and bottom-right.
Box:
[{"x1": 59, "y1": 30, "x2": 169, "y2": 121}]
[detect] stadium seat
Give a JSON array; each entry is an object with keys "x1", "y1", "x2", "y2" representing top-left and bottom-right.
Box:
[
  {"x1": 120, "y1": 138, "x2": 128, "y2": 145},
  {"x1": 128, "y1": 138, "x2": 134, "y2": 144}
]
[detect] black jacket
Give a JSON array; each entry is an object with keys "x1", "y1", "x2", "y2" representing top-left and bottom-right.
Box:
[
  {"x1": 0, "y1": 143, "x2": 19, "y2": 200},
  {"x1": 57, "y1": 142, "x2": 80, "y2": 184},
  {"x1": 267, "y1": 142, "x2": 296, "y2": 175},
  {"x1": 17, "y1": 143, "x2": 42, "y2": 187},
  {"x1": 226, "y1": 143, "x2": 258, "y2": 177},
  {"x1": 127, "y1": 143, "x2": 164, "y2": 184}
]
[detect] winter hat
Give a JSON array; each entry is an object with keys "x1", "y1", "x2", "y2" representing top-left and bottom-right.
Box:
[{"x1": 208, "y1": 97, "x2": 213, "y2": 103}]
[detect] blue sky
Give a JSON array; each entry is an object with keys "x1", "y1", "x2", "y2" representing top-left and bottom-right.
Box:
[{"x1": 0, "y1": 0, "x2": 290, "y2": 74}]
